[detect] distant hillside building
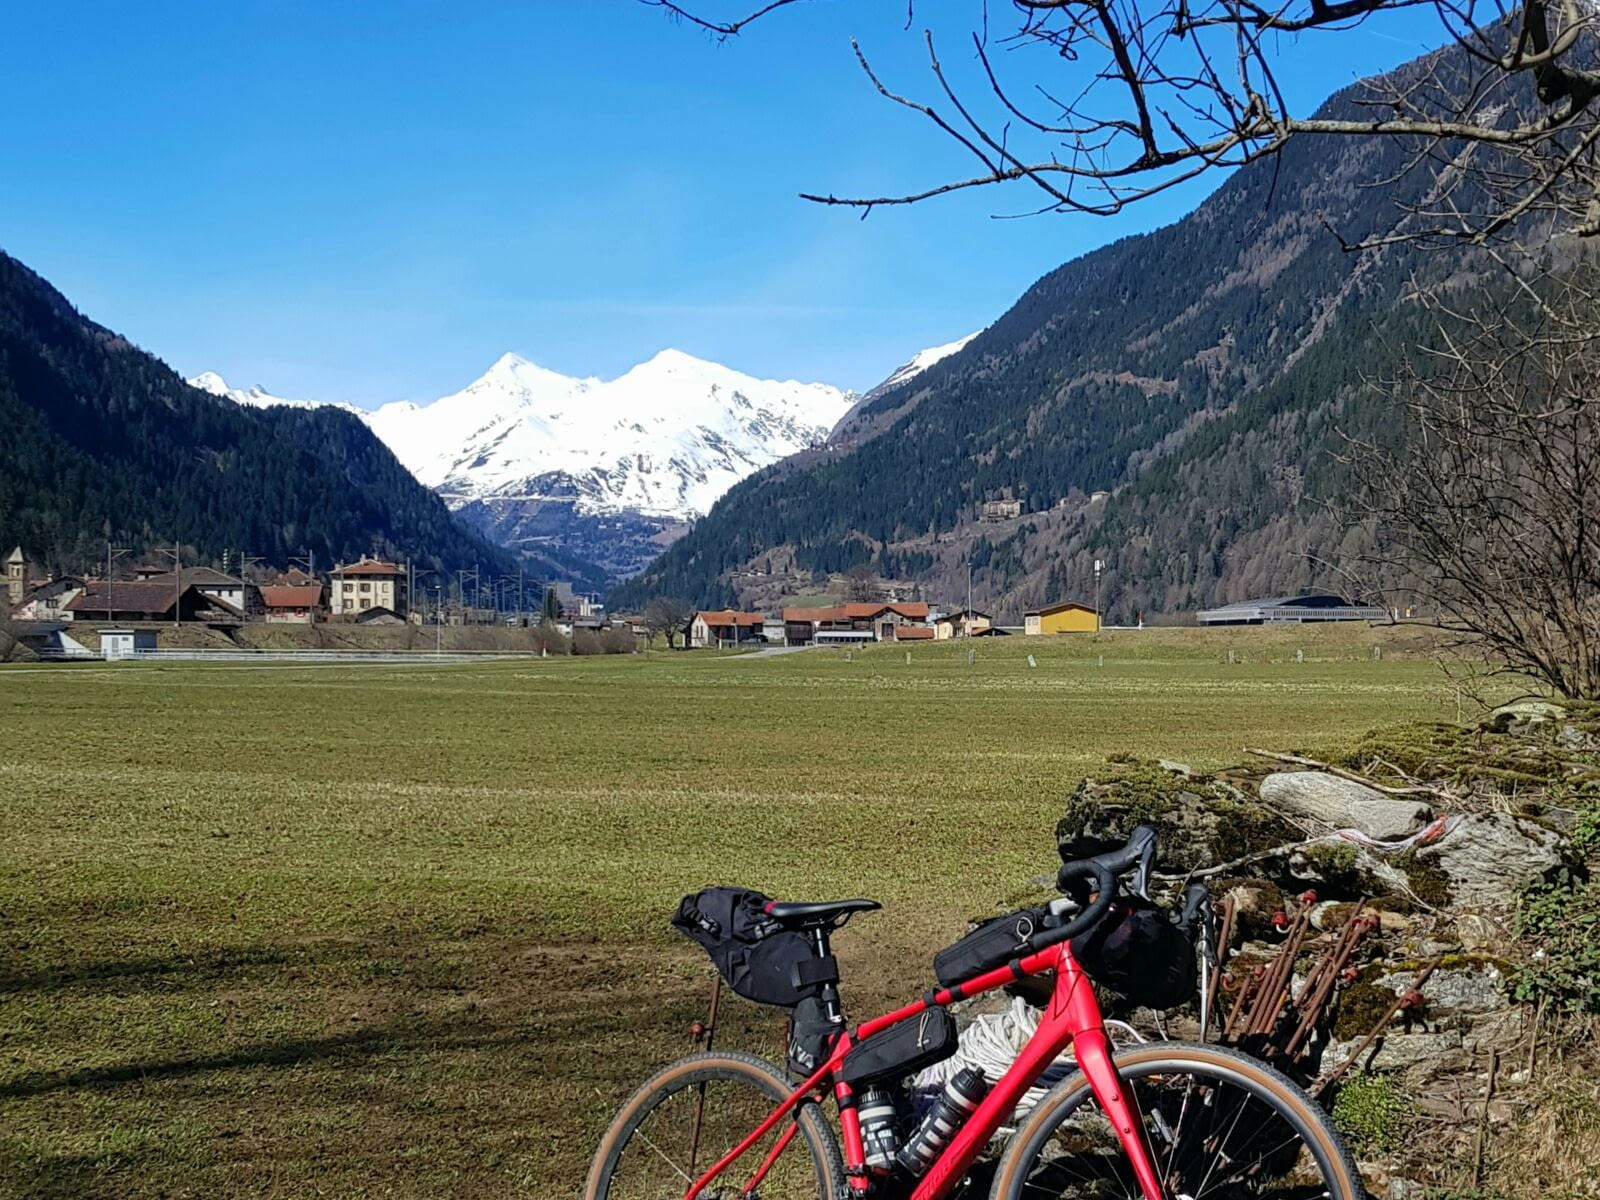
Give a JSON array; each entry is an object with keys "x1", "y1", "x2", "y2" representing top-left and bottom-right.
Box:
[
  {"x1": 980, "y1": 499, "x2": 1023, "y2": 522},
  {"x1": 1197, "y1": 594, "x2": 1388, "y2": 625},
  {"x1": 329, "y1": 558, "x2": 406, "y2": 619},
  {"x1": 1025, "y1": 600, "x2": 1099, "y2": 635}
]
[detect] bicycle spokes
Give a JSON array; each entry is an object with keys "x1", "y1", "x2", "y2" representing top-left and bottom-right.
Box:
[
  {"x1": 608, "y1": 1075, "x2": 817, "y2": 1200},
  {"x1": 1022, "y1": 1070, "x2": 1334, "y2": 1200}
]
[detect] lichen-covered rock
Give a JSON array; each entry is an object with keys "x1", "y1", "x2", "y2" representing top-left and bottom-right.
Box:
[
  {"x1": 1378, "y1": 963, "x2": 1510, "y2": 1017},
  {"x1": 1453, "y1": 912, "x2": 1506, "y2": 953},
  {"x1": 1485, "y1": 700, "x2": 1568, "y2": 736},
  {"x1": 1057, "y1": 763, "x2": 1300, "y2": 875},
  {"x1": 1259, "y1": 771, "x2": 1431, "y2": 839},
  {"x1": 1411, "y1": 812, "x2": 1569, "y2": 907},
  {"x1": 1322, "y1": 1029, "x2": 1466, "y2": 1074}
]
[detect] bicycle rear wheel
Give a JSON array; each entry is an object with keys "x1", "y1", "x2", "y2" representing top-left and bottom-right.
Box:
[
  {"x1": 585, "y1": 1051, "x2": 843, "y2": 1200},
  {"x1": 991, "y1": 1042, "x2": 1364, "y2": 1200}
]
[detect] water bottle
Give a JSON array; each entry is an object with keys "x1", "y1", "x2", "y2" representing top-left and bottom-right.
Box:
[
  {"x1": 857, "y1": 1086, "x2": 900, "y2": 1173},
  {"x1": 895, "y1": 1067, "x2": 988, "y2": 1176}
]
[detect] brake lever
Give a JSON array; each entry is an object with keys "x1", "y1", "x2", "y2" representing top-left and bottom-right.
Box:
[{"x1": 1129, "y1": 825, "x2": 1157, "y2": 902}]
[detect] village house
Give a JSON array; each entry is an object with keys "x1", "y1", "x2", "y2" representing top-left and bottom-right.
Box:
[
  {"x1": 5, "y1": 550, "x2": 86, "y2": 622},
  {"x1": 686, "y1": 609, "x2": 765, "y2": 648},
  {"x1": 135, "y1": 567, "x2": 255, "y2": 616},
  {"x1": 65, "y1": 581, "x2": 244, "y2": 624},
  {"x1": 259, "y1": 583, "x2": 325, "y2": 624},
  {"x1": 933, "y1": 608, "x2": 992, "y2": 639},
  {"x1": 1025, "y1": 600, "x2": 1099, "y2": 634},
  {"x1": 9, "y1": 576, "x2": 86, "y2": 622},
  {"x1": 782, "y1": 602, "x2": 931, "y2": 646},
  {"x1": 328, "y1": 558, "x2": 406, "y2": 619}
]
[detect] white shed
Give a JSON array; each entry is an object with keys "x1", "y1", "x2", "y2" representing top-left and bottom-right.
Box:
[{"x1": 99, "y1": 628, "x2": 157, "y2": 660}]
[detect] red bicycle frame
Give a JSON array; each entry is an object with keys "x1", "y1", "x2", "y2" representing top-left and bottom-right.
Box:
[{"x1": 684, "y1": 938, "x2": 1165, "y2": 1200}]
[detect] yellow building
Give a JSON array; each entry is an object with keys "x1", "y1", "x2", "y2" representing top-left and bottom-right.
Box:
[{"x1": 1024, "y1": 600, "x2": 1098, "y2": 634}]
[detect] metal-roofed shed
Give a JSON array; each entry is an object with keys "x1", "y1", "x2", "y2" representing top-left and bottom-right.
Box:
[{"x1": 1196, "y1": 594, "x2": 1388, "y2": 625}]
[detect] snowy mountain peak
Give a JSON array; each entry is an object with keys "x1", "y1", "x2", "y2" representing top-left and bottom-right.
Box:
[
  {"x1": 187, "y1": 371, "x2": 346, "y2": 412},
  {"x1": 868, "y1": 331, "x2": 980, "y2": 400},
  {"x1": 192, "y1": 349, "x2": 858, "y2": 523}
]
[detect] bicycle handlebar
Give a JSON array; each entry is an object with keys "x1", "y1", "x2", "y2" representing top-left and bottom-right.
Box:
[
  {"x1": 1027, "y1": 824, "x2": 1160, "y2": 951},
  {"x1": 1028, "y1": 859, "x2": 1117, "y2": 950}
]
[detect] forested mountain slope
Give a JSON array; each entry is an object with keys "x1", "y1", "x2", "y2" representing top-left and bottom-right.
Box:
[
  {"x1": 0, "y1": 252, "x2": 513, "y2": 576},
  {"x1": 612, "y1": 47, "x2": 1466, "y2": 620}
]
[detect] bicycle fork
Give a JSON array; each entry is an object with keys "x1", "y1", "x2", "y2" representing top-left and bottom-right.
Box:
[{"x1": 909, "y1": 946, "x2": 1168, "y2": 1200}]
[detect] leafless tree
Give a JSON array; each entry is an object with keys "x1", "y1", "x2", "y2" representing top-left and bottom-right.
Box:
[
  {"x1": 643, "y1": 595, "x2": 692, "y2": 648},
  {"x1": 1338, "y1": 259, "x2": 1600, "y2": 698},
  {"x1": 647, "y1": 0, "x2": 1600, "y2": 243},
  {"x1": 843, "y1": 562, "x2": 882, "y2": 602}
]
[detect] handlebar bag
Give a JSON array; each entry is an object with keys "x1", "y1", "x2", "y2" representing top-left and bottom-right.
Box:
[
  {"x1": 932, "y1": 907, "x2": 1046, "y2": 988},
  {"x1": 672, "y1": 887, "x2": 815, "y2": 1007},
  {"x1": 1071, "y1": 902, "x2": 1197, "y2": 1011},
  {"x1": 838, "y1": 1007, "x2": 957, "y2": 1088}
]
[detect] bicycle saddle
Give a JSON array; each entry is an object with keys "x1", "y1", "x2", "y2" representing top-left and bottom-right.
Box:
[{"x1": 764, "y1": 897, "x2": 881, "y2": 928}]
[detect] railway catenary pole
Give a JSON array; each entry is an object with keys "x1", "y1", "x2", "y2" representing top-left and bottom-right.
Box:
[
  {"x1": 104, "y1": 541, "x2": 128, "y2": 624},
  {"x1": 966, "y1": 559, "x2": 972, "y2": 638}
]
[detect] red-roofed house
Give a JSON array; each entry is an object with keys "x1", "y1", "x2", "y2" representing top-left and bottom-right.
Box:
[
  {"x1": 260, "y1": 583, "x2": 326, "y2": 624},
  {"x1": 686, "y1": 610, "x2": 766, "y2": 648},
  {"x1": 782, "y1": 602, "x2": 932, "y2": 645}
]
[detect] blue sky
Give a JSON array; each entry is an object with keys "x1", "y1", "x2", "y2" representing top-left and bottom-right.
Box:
[{"x1": 0, "y1": 2, "x2": 1445, "y2": 404}]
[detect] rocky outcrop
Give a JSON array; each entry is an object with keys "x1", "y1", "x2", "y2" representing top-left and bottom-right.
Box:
[
  {"x1": 1036, "y1": 700, "x2": 1599, "y2": 1197},
  {"x1": 1257, "y1": 772, "x2": 1431, "y2": 839}
]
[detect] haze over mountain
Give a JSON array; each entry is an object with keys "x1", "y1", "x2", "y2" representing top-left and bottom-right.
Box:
[{"x1": 611, "y1": 44, "x2": 1481, "y2": 621}]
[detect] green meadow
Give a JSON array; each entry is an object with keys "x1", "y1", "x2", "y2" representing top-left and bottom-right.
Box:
[{"x1": 0, "y1": 627, "x2": 1462, "y2": 1197}]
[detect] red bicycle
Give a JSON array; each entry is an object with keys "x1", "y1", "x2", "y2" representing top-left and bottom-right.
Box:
[{"x1": 585, "y1": 828, "x2": 1362, "y2": 1200}]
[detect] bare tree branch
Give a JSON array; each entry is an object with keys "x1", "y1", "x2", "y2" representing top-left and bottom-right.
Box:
[{"x1": 651, "y1": 0, "x2": 1600, "y2": 242}]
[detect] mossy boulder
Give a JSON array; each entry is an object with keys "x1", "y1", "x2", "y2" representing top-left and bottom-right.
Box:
[{"x1": 1056, "y1": 760, "x2": 1299, "y2": 874}]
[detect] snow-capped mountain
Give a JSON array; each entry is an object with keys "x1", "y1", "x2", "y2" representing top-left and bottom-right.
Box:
[
  {"x1": 188, "y1": 372, "x2": 360, "y2": 414},
  {"x1": 365, "y1": 348, "x2": 851, "y2": 519},
  {"x1": 829, "y1": 330, "x2": 982, "y2": 448},
  {"x1": 193, "y1": 351, "x2": 851, "y2": 522},
  {"x1": 862, "y1": 332, "x2": 980, "y2": 401},
  {"x1": 189, "y1": 336, "x2": 965, "y2": 579}
]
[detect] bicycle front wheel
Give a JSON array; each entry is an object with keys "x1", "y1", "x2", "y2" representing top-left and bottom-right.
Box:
[
  {"x1": 990, "y1": 1042, "x2": 1364, "y2": 1200},
  {"x1": 585, "y1": 1051, "x2": 843, "y2": 1200}
]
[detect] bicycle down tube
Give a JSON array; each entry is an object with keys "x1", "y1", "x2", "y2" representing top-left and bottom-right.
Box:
[{"x1": 682, "y1": 938, "x2": 1167, "y2": 1200}]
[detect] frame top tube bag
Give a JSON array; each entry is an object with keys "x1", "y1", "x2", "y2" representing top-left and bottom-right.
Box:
[{"x1": 672, "y1": 886, "x2": 817, "y2": 1007}]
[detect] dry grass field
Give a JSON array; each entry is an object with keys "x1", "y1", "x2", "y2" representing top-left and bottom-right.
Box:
[{"x1": 0, "y1": 626, "x2": 1469, "y2": 1198}]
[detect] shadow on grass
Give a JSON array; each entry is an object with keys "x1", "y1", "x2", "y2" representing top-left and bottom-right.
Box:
[
  {"x1": 0, "y1": 980, "x2": 719, "y2": 1103},
  {"x1": 0, "y1": 944, "x2": 298, "y2": 994},
  {"x1": 0, "y1": 1013, "x2": 512, "y2": 1100}
]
